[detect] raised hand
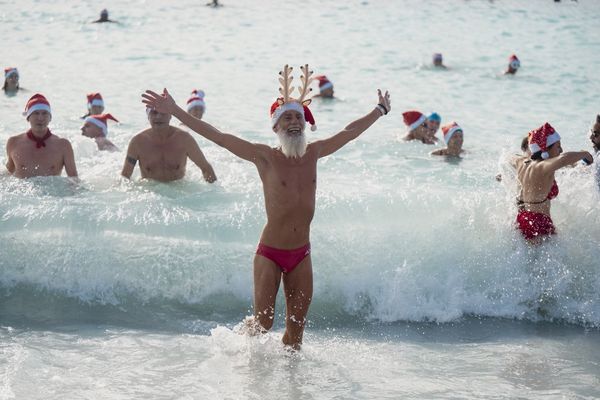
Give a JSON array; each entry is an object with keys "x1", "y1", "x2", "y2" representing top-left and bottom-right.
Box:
[
  {"x1": 141, "y1": 88, "x2": 176, "y2": 114},
  {"x1": 377, "y1": 89, "x2": 391, "y2": 114}
]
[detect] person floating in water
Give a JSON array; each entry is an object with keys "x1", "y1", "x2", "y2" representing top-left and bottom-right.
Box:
[
  {"x1": 5, "y1": 94, "x2": 78, "y2": 179},
  {"x1": 141, "y1": 64, "x2": 391, "y2": 350},
  {"x1": 432, "y1": 53, "x2": 447, "y2": 69},
  {"x1": 426, "y1": 112, "x2": 441, "y2": 142},
  {"x1": 206, "y1": 0, "x2": 222, "y2": 7},
  {"x1": 3, "y1": 67, "x2": 20, "y2": 94},
  {"x1": 514, "y1": 123, "x2": 592, "y2": 243},
  {"x1": 186, "y1": 90, "x2": 206, "y2": 120},
  {"x1": 402, "y1": 110, "x2": 435, "y2": 144},
  {"x1": 93, "y1": 9, "x2": 116, "y2": 23},
  {"x1": 81, "y1": 113, "x2": 119, "y2": 152},
  {"x1": 121, "y1": 103, "x2": 217, "y2": 183},
  {"x1": 504, "y1": 54, "x2": 520, "y2": 75},
  {"x1": 83, "y1": 92, "x2": 105, "y2": 118},
  {"x1": 313, "y1": 75, "x2": 334, "y2": 98},
  {"x1": 431, "y1": 121, "x2": 464, "y2": 157}
]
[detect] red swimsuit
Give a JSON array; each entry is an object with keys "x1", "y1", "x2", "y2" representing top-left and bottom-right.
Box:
[
  {"x1": 256, "y1": 243, "x2": 311, "y2": 273},
  {"x1": 516, "y1": 180, "x2": 558, "y2": 240}
]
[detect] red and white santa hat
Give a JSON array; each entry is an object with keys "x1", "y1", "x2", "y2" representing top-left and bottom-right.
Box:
[
  {"x1": 23, "y1": 93, "x2": 51, "y2": 118},
  {"x1": 4, "y1": 67, "x2": 18, "y2": 78},
  {"x1": 186, "y1": 89, "x2": 206, "y2": 112},
  {"x1": 528, "y1": 123, "x2": 560, "y2": 159},
  {"x1": 509, "y1": 54, "x2": 520, "y2": 70},
  {"x1": 270, "y1": 98, "x2": 316, "y2": 132},
  {"x1": 87, "y1": 92, "x2": 104, "y2": 109},
  {"x1": 403, "y1": 110, "x2": 427, "y2": 132},
  {"x1": 85, "y1": 113, "x2": 119, "y2": 136},
  {"x1": 315, "y1": 75, "x2": 333, "y2": 92},
  {"x1": 441, "y1": 121, "x2": 463, "y2": 144}
]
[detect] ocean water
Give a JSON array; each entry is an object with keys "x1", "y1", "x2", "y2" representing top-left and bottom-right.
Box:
[{"x1": 1, "y1": 0, "x2": 600, "y2": 398}]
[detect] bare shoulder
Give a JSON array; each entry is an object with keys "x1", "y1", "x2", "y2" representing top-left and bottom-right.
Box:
[
  {"x1": 131, "y1": 128, "x2": 153, "y2": 143},
  {"x1": 172, "y1": 127, "x2": 196, "y2": 142}
]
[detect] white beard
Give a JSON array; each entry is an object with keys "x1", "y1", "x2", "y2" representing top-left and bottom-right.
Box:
[{"x1": 277, "y1": 130, "x2": 307, "y2": 158}]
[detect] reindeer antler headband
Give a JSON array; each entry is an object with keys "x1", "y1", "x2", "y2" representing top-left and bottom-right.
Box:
[{"x1": 271, "y1": 64, "x2": 317, "y2": 131}]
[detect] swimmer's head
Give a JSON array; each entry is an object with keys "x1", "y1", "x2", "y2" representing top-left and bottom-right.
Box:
[
  {"x1": 100, "y1": 9, "x2": 109, "y2": 20},
  {"x1": 3, "y1": 67, "x2": 19, "y2": 91},
  {"x1": 442, "y1": 122, "x2": 463, "y2": 147},
  {"x1": 529, "y1": 123, "x2": 561, "y2": 160},
  {"x1": 315, "y1": 75, "x2": 334, "y2": 98},
  {"x1": 86, "y1": 92, "x2": 105, "y2": 115},
  {"x1": 23, "y1": 93, "x2": 51, "y2": 119},
  {"x1": 147, "y1": 107, "x2": 172, "y2": 127},
  {"x1": 508, "y1": 54, "x2": 520, "y2": 72},
  {"x1": 187, "y1": 89, "x2": 206, "y2": 120},
  {"x1": 433, "y1": 53, "x2": 443, "y2": 66},
  {"x1": 427, "y1": 113, "x2": 441, "y2": 136},
  {"x1": 403, "y1": 110, "x2": 427, "y2": 134},
  {"x1": 274, "y1": 110, "x2": 307, "y2": 158},
  {"x1": 82, "y1": 113, "x2": 118, "y2": 138},
  {"x1": 270, "y1": 98, "x2": 316, "y2": 134}
]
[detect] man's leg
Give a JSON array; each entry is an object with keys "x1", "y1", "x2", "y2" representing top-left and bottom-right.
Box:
[
  {"x1": 282, "y1": 256, "x2": 313, "y2": 349},
  {"x1": 253, "y1": 254, "x2": 282, "y2": 331}
]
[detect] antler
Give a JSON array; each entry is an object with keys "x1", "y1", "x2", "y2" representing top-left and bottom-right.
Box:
[
  {"x1": 297, "y1": 64, "x2": 314, "y2": 103},
  {"x1": 278, "y1": 65, "x2": 294, "y2": 102}
]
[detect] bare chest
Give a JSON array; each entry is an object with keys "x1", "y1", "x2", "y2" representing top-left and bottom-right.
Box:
[{"x1": 11, "y1": 141, "x2": 64, "y2": 176}]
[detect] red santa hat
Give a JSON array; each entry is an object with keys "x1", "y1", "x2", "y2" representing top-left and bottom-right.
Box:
[
  {"x1": 270, "y1": 98, "x2": 316, "y2": 132},
  {"x1": 508, "y1": 54, "x2": 520, "y2": 70},
  {"x1": 85, "y1": 113, "x2": 119, "y2": 136},
  {"x1": 528, "y1": 123, "x2": 560, "y2": 159},
  {"x1": 186, "y1": 89, "x2": 206, "y2": 112},
  {"x1": 441, "y1": 121, "x2": 463, "y2": 144},
  {"x1": 87, "y1": 92, "x2": 104, "y2": 109},
  {"x1": 315, "y1": 75, "x2": 333, "y2": 92},
  {"x1": 403, "y1": 111, "x2": 427, "y2": 132},
  {"x1": 23, "y1": 93, "x2": 51, "y2": 118},
  {"x1": 4, "y1": 67, "x2": 18, "y2": 78}
]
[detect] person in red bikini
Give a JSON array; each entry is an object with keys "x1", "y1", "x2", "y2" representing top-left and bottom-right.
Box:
[
  {"x1": 514, "y1": 123, "x2": 592, "y2": 243},
  {"x1": 141, "y1": 64, "x2": 391, "y2": 349},
  {"x1": 5, "y1": 94, "x2": 78, "y2": 179}
]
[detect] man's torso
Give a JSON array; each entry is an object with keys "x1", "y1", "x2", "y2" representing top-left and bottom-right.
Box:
[
  {"x1": 134, "y1": 127, "x2": 189, "y2": 182},
  {"x1": 9, "y1": 133, "x2": 66, "y2": 178}
]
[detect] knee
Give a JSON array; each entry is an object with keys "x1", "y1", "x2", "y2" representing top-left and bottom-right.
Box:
[{"x1": 255, "y1": 309, "x2": 275, "y2": 331}]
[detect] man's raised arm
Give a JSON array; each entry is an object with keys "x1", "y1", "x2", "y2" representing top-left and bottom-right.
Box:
[
  {"x1": 142, "y1": 89, "x2": 268, "y2": 164},
  {"x1": 313, "y1": 90, "x2": 390, "y2": 159}
]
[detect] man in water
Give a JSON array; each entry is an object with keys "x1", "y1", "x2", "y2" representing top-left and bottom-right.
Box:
[
  {"x1": 314, "y1": 75, "x2": 334, "y2": 98},
  {"x1": 141, "y1": 64, "x2": 391, "y2": 350},
  {"x1": 504, "y1": 54, "x2": 520, "y2": 75},
  {"x1": 121, "y1": 107, "x2": 217, "y2": 183},
  {"x1": 402, "y1": 110, "x2": 435, "y2": 144},
  {"x1": 431, "y1": 122, "x2": 464, "y2": 157},
  {"x1": 187, "y1": 90, "x2": 206, "y2": 120},
  {"x1": 93, "y1": 9, "x2": 116, "y2": 23},
  {"x1": 3, "y1": 67, "x2": 20, "y2": 94},
  {"x1": 83, "y1": 93, "x2": 105, "y2": 118},
  {"x1": 426, "y1": 112, "x2": 441, "y2": 142},
  {"x1": 5, "y1": 94, "x2": 78, "y2": 178},
  {"x1": 81, "y1": 113, "x2": 119, "y2": 152},
  {"x1": 590, "y1": 115, "x2": 600, "y2": 154},
  {"x1": 432, "y1": 53, "x2": 447, "y2": 69}
]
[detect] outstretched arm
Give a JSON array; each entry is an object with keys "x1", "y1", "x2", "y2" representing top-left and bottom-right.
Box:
[
  {"x1": 313, "y1": 90, "x2": 390, "y2": 158},
  {"x1": 543, "y1": 150, "x2": 593, "y2": 172},
  {"x1": 142, "y1": 89, "x2": 269, "y2": 164}
]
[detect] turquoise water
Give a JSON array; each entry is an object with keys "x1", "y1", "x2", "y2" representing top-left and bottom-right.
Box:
[{"x1": 1, "y1": 1, "x2": 600, "y2": 398}]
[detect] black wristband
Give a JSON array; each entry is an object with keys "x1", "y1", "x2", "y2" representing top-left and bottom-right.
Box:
[{"x1": 377, "y1": 103, "x2": 388, "y2": 115}]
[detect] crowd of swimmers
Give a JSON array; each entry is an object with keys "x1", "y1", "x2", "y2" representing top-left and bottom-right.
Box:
[{"x1": 2, "y1": 57, "x2": 597, "y2": 348}]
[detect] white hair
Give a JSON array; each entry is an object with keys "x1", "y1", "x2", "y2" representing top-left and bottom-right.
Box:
[{"x1": 277, "y1": 129, "x2": 307, "y2": 158}]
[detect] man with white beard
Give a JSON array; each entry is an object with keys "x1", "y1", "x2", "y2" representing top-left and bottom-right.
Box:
[{"x1": 142, "y1": 65, "x2": 391, "y2": 350}]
